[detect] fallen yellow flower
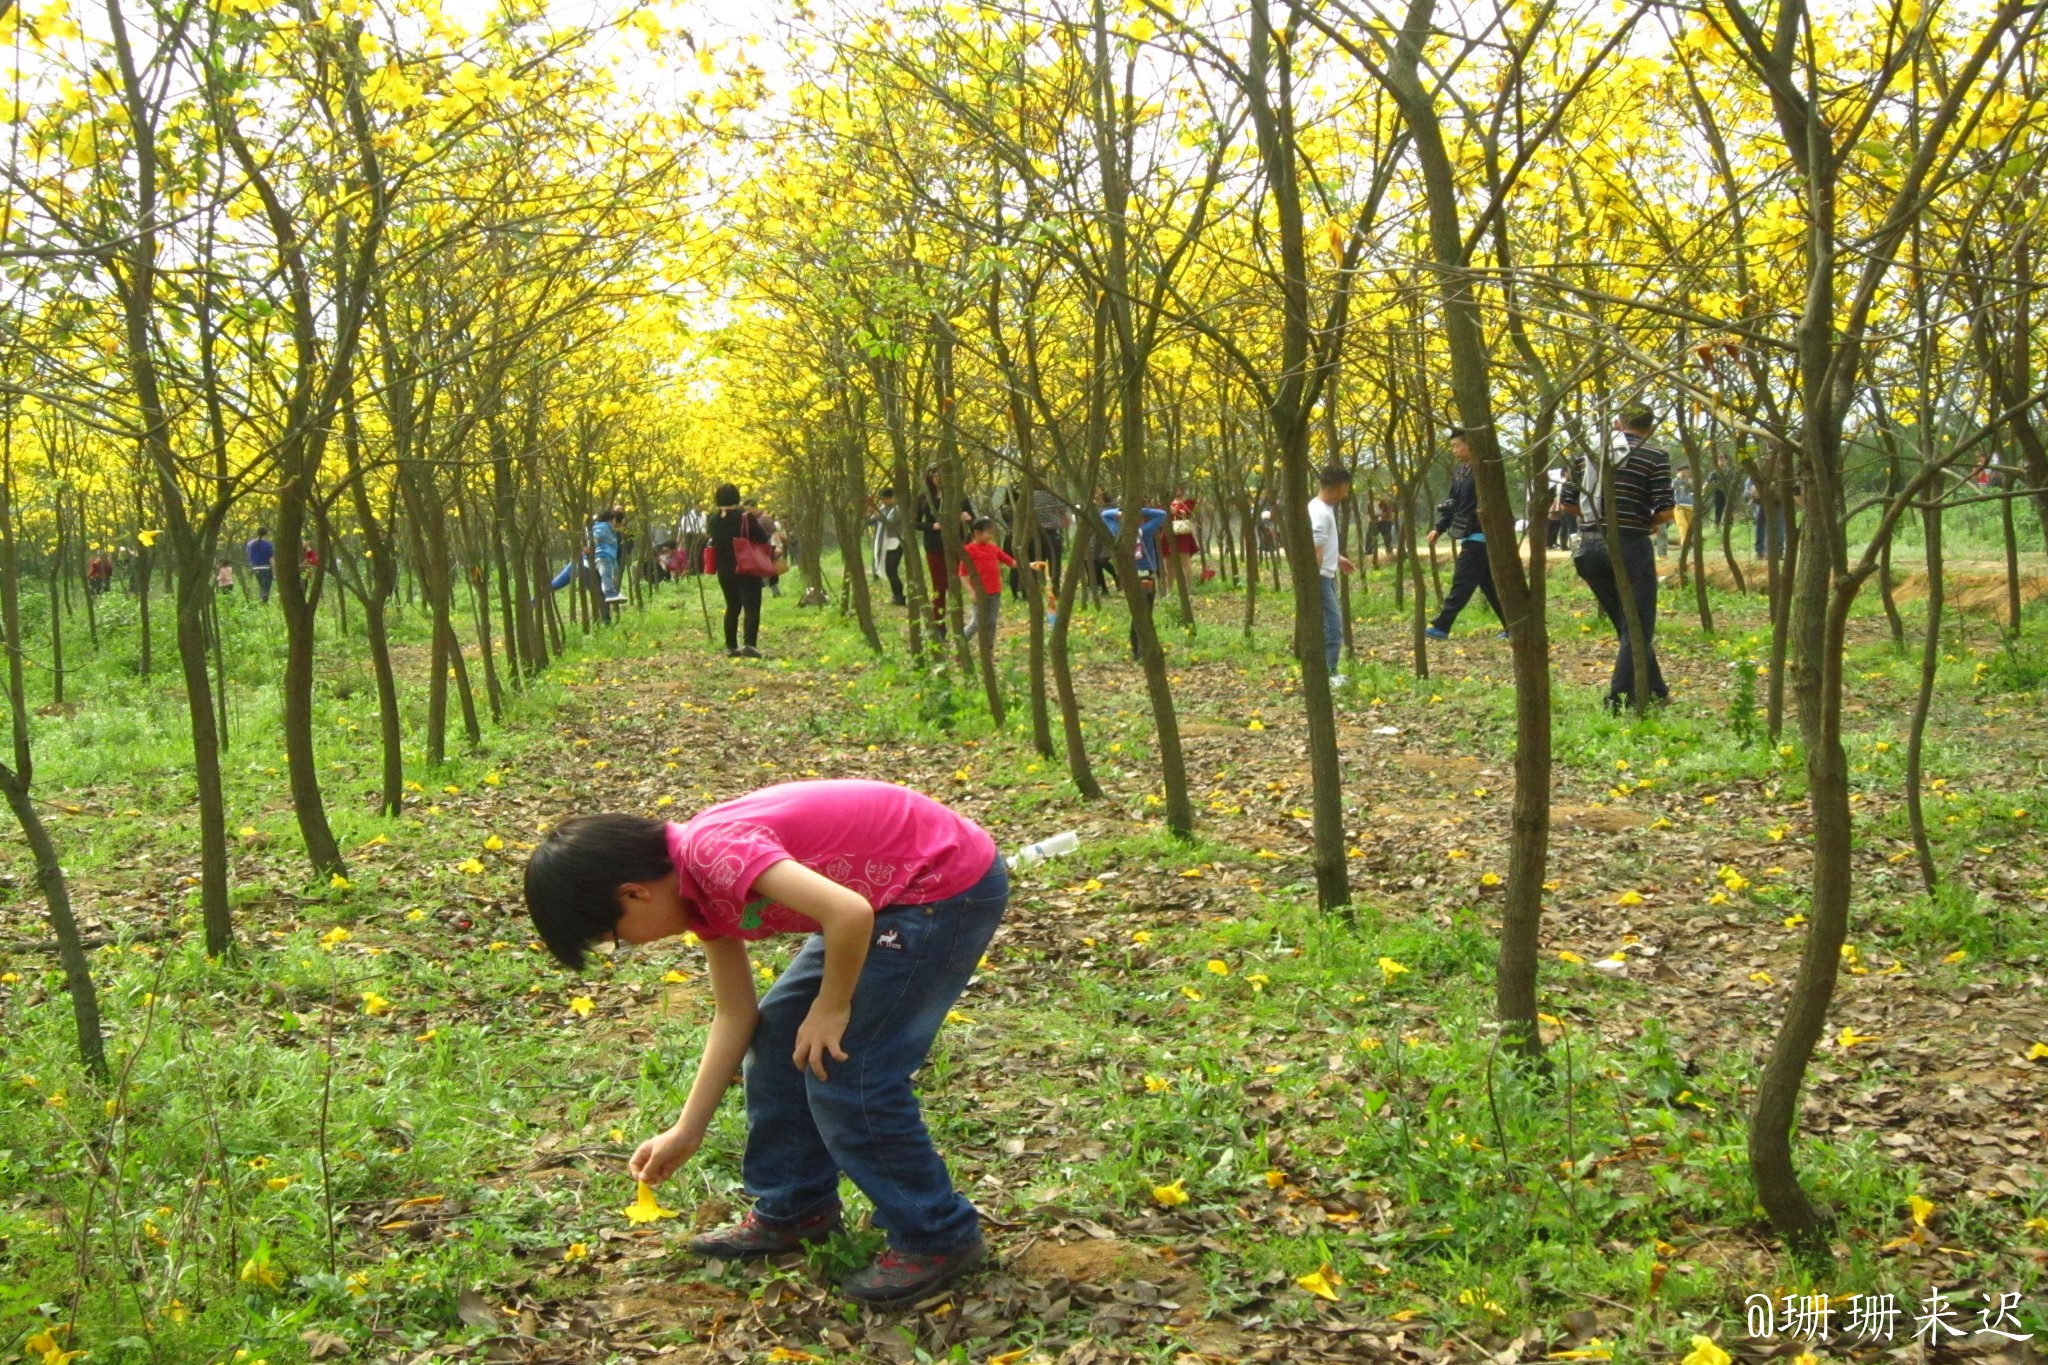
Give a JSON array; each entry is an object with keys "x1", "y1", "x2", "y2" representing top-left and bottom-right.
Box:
[
  {"x1": 1296, "y1": 1265, "x2": 1341, "y2": 1301},
  {"x1": 1680, "y1": 1336, "x2": 1730, "y2": 1365},
  {"x1": 1151, "y1": 1179, "x2": 1190, "y2": 1207},
  {"x1": 621, "y1": 1181, "x2": 678, "y2": 1225},
  {"x1": 1378, "y1": 956, "x2": 1409, "y2": 984},
  {"x1": 569, "y1": 996, "x2": 595, "y2": 1018},
  {"x1": 1837, "y1": 1026, "x2": 1877, "y2": 1049}
]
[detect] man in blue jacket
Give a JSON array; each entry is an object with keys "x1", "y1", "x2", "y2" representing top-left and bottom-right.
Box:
[
  {"x1": 1099, "y1": 499, "x2": 1167, "y2": 662},
  {"x1": 245, "y1": 526, "x2": 275, "y2": 605}
]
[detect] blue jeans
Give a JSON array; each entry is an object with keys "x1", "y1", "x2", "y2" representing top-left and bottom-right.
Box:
[
  {"x1": 743, "y1": 854, "x2": 1008, "y2": 1253},
  {"x1": 596, "y1": 553, "x2": 620, "y2": 598},
  {"x1": 1318, "y1": 575, "x2": 1343, "y2": 675}
]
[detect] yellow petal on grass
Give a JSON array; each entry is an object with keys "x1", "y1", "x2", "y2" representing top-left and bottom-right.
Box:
[
  {"x1": 457, "y1": 857, "x2": 486, "y2": 875},
  {"x1": 360, "y1": 991, "x2": 392, "y2": 1015},
  {"x1": 1296, "y1": 1265, "x2": 1342, "y2": 1301},
  {"x1": 1377, "y1": 956, "x2": 1409, "y2": 984},
  {"x1": 1749, "y1": 970, "x2": 1774, "y2": 985},
  {"x1": 1151, "y1": 1179, "x2": 1190, "y2": 1207},
  {"x1": 1206, "y1": 959, "x2": 1230, "y2": 975},
  {"x1": 1264, "y1": 1169, "x2": 1287, "y2": 1189},
  {"x1": 661, "y1": 970, "x2": 688, "y2": 984},
  {"x1": 1480, "y1": 872, "x2": 1501, "y2": 886},
  {"x1": 482, "y1": 835, "x2": 505, "y2": 852},
  {"x1": 621, "y1": 1181, "x2": 678, "y2": 1225},
  {"x1": 1908, "y1": 1194, "x2": 1935, "y2": 1226},
  {"x1": 1557, "y1": 950, "x2": 1585, "y2": 964},
  {"x1": 1680, "y1": 1337, "x2": 1731, "y2": 1365},
  {"x1": 1616, "y1": 890, "x2": 1644, "y2": 906},
  {"x1": 563, "y1": 1242, "x2": 589, "y2": 1263},
  {"x1": 1942, "y1": 949, "x2": 1967, "y2": 964},
  {"x1": 568, "y1": 996, "x2": 595, "y2": 1017},
  {"x1": 1144, "y1": 1075, "x2": 1171, "y2": 1093},
  {"x1": 2028, "y1": 1042, "x2": 2048, "y2": 1060},
  {"x1": 765, "y1": 1350, "x2": 822, "y2": 1364},
  {"x1": 1837, "y1": 1026, "x2": 1877, "y2": 1049}
]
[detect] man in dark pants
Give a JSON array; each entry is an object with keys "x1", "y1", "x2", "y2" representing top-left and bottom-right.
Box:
[
  {"x1": 1424, "y1": 429, "x2": 1506, "y2": 640},
  {"x1": 1563, "y1": 404, "x2": 1675, "y2": 710}
]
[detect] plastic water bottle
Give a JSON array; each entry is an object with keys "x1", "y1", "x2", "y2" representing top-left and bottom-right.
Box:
[{"x1": 1008, "y1": 830, "x2": 1080, "y2": 871}]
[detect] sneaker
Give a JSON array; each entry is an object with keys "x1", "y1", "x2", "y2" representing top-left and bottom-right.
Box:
[
  {"x1": 605, "y1": 594, "x2": 628, "y2": 605},
  {"x1": 1424, "y1": 625, "x2": 1449, "y2": 640},
  {"x1": 1496, "y1": 629, "x2": 1511, "y2": 641},
  {"x1": 1329, "y1": 674, "x2": 1346, "y2": 688},
  {"x1": 840, "y1": 1242, "x2": 985, "y2": 1307},
  {"x1": 740, "y1": 646, "x2": 763, "y2": 659},
  {"x1": 687, "y1": 1208, "x2": 842, "y2": 1261},
  {"x1": 725, "y1": 648, "x2": 741, "y2": 658}
]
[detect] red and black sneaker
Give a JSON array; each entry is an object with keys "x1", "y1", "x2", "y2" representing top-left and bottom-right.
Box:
[
  {"x1": 839, "y1": 1242, "x2": 986, "y2": 1307},
  {"x1": 686, "y1": 1208, "x2": 841, "y2": 1260}
]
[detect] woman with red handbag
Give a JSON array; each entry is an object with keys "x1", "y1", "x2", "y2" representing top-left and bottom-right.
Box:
[{"x1": 709, "y1": 483, "x2": 775, "y2": 658}]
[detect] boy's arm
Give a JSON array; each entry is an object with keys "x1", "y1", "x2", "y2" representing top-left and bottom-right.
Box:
[
  {"x1": 750, "y1": 859, "x2": 873, "y2": 1079},
  {"x1": 630, "y1": 935, "x2": 758, "y2": 1185}
]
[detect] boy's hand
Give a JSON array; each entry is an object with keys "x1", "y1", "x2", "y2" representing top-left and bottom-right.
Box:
[
  {"x1": 793, "y1": 1005, "x2": 851, "y2": 1080},
  {"x1": 628, "y1": 1125, "x2": 701, "y2": 1186}
]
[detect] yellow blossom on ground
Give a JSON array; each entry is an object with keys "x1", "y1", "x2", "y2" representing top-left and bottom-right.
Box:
[
  {"x1": 483, "y1": 835, "x2": 504, "y2": 851},
  {"x1": 1616, "y1": 890, "x2": 1644, "y2": 906},
  {"x1": 330, "y1": 874, "x2": 352, "y2": 891},
  {"x1": 1264, "y1": 1169, "x2": 1287, "y2": 1188},
  {"x1": 1378, "y1": 956, "x2": 1409, "y2": 984},
  {"x1": 1837, "y1": 1026, "x2": 1876, "y2": 1049},
  {"x1": 1749, "y1": 971, "x2": 1774, "y2": 985},
  {"x1": 1296, "y1": 1265, "x2": 1342, "y2": 1300},
  {"x1": 621, "y1": 1182, "x2": 678, "y2": 1225},
  {"x1": 1480, "y1": 872, "x2": 1501, "y2": 886},
  {"x1": 569, "y1": 996, "x2": 595, "y2": 1017},
  {"x1": 563, "y1": 1242, "x2": 589, "y2": 1263},
  {"x1": 662, "y1": 970, "x2": 688, "y2": 984},
  {"x1": 1144, "y1": 1075, "x2": 1170, "y2": 1093},
  {"x1": 1206, "y1": 959, "x2": 1229, "y2": 975},
  {"x1": 1557, "y1": 950, "x2": 1585, "y2": 964},
  {"x1": 1151, "y1": 1179, "x2": 1190, "y2": 1207},
  {"x1": 1680, "y1": 1336, "x2": 1731, "y2": 1365},
  {"x1": 1942, "y1": 949, "x2": 1967, "y2": 964},
  {"x1": 1180, "y1": 985, "x2": 1203, "y2": 1001},
  {"x1": 361, "y1": 992, "x2": 392, "y2": 1016},
  {"x1": 457, "y1": 858, "x2": 485, "y2": 875}
]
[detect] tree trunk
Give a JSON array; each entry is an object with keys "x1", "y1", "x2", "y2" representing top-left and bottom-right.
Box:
[{"x1": 1905, "y1": 496, "x2": 1941, "y2": 892}]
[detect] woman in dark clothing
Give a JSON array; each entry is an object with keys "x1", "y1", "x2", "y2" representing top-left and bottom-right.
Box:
[
  {"x1": 708, "y1": 483, "x2": 772, "y2": 658},
  {"x1": 914, "y1": 468, "x2": 973, "y2": 633}
]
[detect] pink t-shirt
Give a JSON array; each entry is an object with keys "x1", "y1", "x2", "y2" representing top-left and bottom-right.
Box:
[{"x1": 666, "y1": 780, "x2": 998, "y2": 941}]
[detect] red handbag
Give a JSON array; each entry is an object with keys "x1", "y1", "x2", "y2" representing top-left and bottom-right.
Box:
[
  {"x1": 732, "y1": 513, "x2": 779, "y2": 578},
  {"x1": 700, "y1": 544, "x2": 716, "y2": 575}
]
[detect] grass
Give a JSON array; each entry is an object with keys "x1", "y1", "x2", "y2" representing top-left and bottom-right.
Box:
[{"x1": 2, "y1": 555, "x2": 2045, "y2": 1363}]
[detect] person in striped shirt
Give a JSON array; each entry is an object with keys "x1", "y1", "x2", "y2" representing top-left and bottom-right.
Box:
[{"x1": 1561, "y1": 405, "x2": 1675, "y2": 710}]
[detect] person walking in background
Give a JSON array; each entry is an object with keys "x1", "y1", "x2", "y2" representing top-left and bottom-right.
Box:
[
  {"x1": 1546, "y1": 466, "x2": 1574, "y2": 549},
  {"x1": 591, "y1": 507, "x2": 625, "y2": 607},
  {"x1": 87, "y1": 552, "x2": 113, "y2": 596},
  {"x1": 1368, "y1": 492, "x2": 1397, "y2": 564},
  {"x1": 678, "y1": 505, "x2": 708, "y2": 576},
  {"x1": 1562, "y1": 405, "x2": 1675, "y2": 711},
  {"x1": 874, "y1": 488, "x2": 905, "y2": 605},
  {"x1": 1424, "y1": 431, "x2": 1506, "y2": 640},
  {"x1": 1309, "y1": 465, "x2": 1356, "y2": 686},
  {"x1": 245, "y1": 525, "x2": 275, "y2": 604},
  {"x1": 915, "y1": 469, "x2": 973, "y2": 635},
  {"x1": 1099, "y1": 498, "x2": 1167, "y2": 661},
  {"x1": 1669, "y1": 469, "x2": 1694, "y2": 562},
  {"x1": 214, "y1": 561, "x2": 235, "y2": 594},
  {"x1": 1160, "y1": 490, "x2": 1199, "y2": 600},
  {"x1": 709, "y1": 484, "x2": 772, "y2": 659},
  {"x1": 1031, "y1": 483, "x2": 1067, "y2": 593}
]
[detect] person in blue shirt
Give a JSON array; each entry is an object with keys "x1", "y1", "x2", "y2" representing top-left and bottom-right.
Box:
[
  {"x1": 245, "y1": 526, "x2": 275, "y2": 604},
  {"x1": 591, "y1": 508, "x2": 624, "y2": 607},
  {"x1": 1099, "y1": 499, "x2": 1168, "y2": 661}
]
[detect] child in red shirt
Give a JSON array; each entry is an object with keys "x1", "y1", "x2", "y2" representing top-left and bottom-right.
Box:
[
  {"x1": 959, "y1": 518, "x2": 1043, "y2": 644},
  {"x1": 524, "y1": 780, "x2": 1006, "y2": 1306}
]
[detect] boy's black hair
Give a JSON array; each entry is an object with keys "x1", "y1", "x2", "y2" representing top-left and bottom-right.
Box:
[
  {"x1": 1619, "y1": 403, "x2": 1657, "y2": 435},
  {"x1": 714, "y1": 483, "x2": 740, "y2": 507},
  {"x1": 1318, "y1": 464, "x2": 1352, "y2": 489},
  {"x1": 970, "y1": 516, "x2": 995, "y2": 533},
  {"x1": 524, "y1": 814, "x2": 673, "y2": 971},
  {"x1": 256, "y1": 525, "x2": 270, "y2": 536},
  {"x1": 879, "y1": 485, "x2": 895, "y2": 498}
]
